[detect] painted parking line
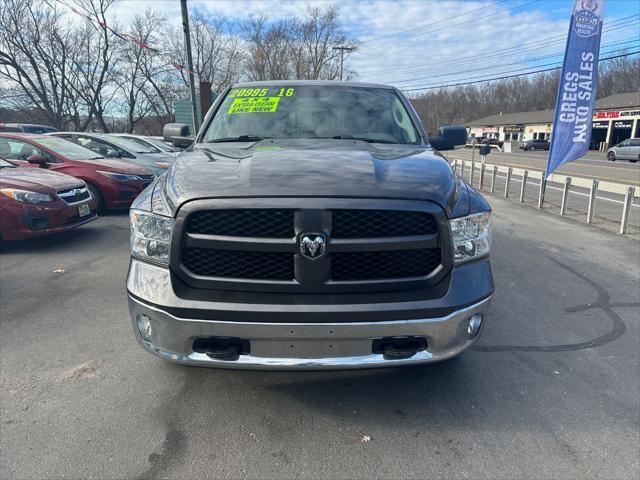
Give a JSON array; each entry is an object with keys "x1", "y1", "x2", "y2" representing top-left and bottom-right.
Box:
[{"x1": 457, "y1": 150, "x2": 639, "y2": 170}]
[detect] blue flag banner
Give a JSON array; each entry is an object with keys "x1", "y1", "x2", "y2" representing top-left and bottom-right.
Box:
[{"x1": 545, "y1": 0, "x2": 605, "y2": 178}]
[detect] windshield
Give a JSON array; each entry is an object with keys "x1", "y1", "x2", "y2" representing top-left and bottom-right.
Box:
[
  {"x1": 22, "y1": 125, "x2": 57, "y2": 134},
  {"x1": 0, "y1": 158, "x2": 16, "y2": 168},
  {"x1": 105, "y1": 135, "x2": 158, "y2": 154},
  {"x1": 203, "y1": 85, "x2": 420, "y2": 144},
  {"x1": 143, "y1": 137, "x2": 176, "y2": 152},
  {"x1": 34, "y1": 137, "x2": 104, "y2": 160}
]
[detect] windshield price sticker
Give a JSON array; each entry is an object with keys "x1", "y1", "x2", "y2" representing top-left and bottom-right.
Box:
[
  {"x1": 229, "y1": 87, "x2": 295, "y2": 98},
  {"x1": 228, "y1": 97, "x2": 281, "y2": 114}
]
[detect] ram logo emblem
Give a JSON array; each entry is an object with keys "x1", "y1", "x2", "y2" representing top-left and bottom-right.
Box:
[{"x1": 299, "y1": 234, "x2": 327, "y2": 260}]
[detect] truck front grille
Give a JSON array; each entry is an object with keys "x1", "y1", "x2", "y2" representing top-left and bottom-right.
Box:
[
  {"x1": 184, "y1": 248, "x2": 294, "y2": 280},
  {"x1": 187, "y1": 209, "x2": 294, "y2": 237},
  {"x1": 176, "y1": 201, "x2": 450, "y2": 293},
  {"x1": 331, "y1": 210, "x2": 437, "y2": 238},
  {"x1": 331, "y1": 249, "x2": 442, "y2": 281}
]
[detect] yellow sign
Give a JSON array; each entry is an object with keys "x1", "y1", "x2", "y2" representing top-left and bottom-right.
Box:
[{"x1": 228, "y1": 97, "x2": 280, "y2": 114}]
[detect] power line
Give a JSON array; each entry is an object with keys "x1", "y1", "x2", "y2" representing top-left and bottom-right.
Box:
[
  {"x1": 358, "y1": 0, "x2": 510, "y2": 46},
  {"x1": 365, "y1": 19, "x2": 640, "y2": 79},
  {"x1": 392, "y1": 39, "x2": 640, "y2": 86},
  {"x1": 358, "y1": 14, "x2": 640, "y2": 76},
  {"x1": 48, "y1": 0, "x2": 199, "y2": 76},
  {"x1": 399, "y1": 50, "x2": 640, "y2": 92},
  {"x1": 359, "y1": 0, "x2": 540, "y2": 49}
]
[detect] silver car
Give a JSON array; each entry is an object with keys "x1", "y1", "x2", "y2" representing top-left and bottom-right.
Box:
[
  {"x1": 114, "y1": 134, "x2": 180, "y2": 158},
  {"x1": 607, "y1": 138, "x2": 640, "y2": 163},
  {"x1": 48, "y1": 132, "x2": 175, "y2": 175}
]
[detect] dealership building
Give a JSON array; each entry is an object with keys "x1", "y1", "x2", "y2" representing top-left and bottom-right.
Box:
[{"x1": 466, "y1": 92, "x2": 640, "y2": 150}]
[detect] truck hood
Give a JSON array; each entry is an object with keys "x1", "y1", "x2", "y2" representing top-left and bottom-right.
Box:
[
  {"x1": 0, "y1": 166, "x2": 83, "y2": 193},
  {"x1": 157, "y1": 140, "x2": 462, "y2": 216}
]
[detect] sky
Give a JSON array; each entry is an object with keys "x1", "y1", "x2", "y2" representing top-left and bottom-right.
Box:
[{"x1": 60, "y1": 0, "x2": 640, "y2": 92}]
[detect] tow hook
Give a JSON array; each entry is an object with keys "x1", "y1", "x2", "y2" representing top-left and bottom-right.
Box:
[
  {"x1": 372, "y1": 337, "x2": 427, "y2": 360},
  {"x1": 193, "y1": 338, "x2": 250, "y2": 361}
]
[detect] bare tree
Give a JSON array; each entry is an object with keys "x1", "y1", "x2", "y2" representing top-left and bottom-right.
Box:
[
  {"x1": 0, "y1": 0, "x2": 77, "y2": 128},
  {"x1": 242, "y1": 5, "x2": 356, "y2": 82},
  {"x1": 166, "y1": 11, "x2": 242, "y2": 93},
  {"x1": 300, "y1": 6, "x2": 352, "y2": 80},
  {"x1": 68, "y1": 0, "x2": 117, "y2": 132},
  {"x1": 598, "y1": 53, "x2": 640, "y2": 98},
  {"x1": 111, "y1": 10, "x2": 169, "y2": 132},
  {"x1": 243, "y1": 16, "x2": 296, "y2": 81},
  {"x1": 410, "y1": 55, "x2": 638, "y2": 134}
]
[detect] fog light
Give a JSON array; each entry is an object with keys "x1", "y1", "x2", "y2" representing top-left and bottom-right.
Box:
[
  {"x1": 136, "y1": 314, "x2": 153, "y2": 342},
  {"x1": 467, "y1": 314, "x2": 483, "y2": 338}
]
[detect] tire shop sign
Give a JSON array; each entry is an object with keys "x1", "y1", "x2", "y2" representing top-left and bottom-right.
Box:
[{"x1": 593, "y1": 110, "x2": 640, "y2": 119}]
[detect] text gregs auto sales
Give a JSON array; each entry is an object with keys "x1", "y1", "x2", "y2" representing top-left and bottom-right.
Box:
[{"x1": 558, "y1": 51, "x2": 595, "y2": 143}]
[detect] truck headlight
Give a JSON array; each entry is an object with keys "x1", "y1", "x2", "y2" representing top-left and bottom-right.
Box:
[
  {"x1": 449, "y1": 212, "x2": 491, "y2": 264},
  {"x1": 130, "y1": 209, "x2": 174, "y2": 265}
]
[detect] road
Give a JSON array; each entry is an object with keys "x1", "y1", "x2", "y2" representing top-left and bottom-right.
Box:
[
  {"x1": 451, "y1": 148, "x2": 640, "y2": 186},
  {"x1": 1, "y1": 202, "x2": 639, "y2": 479}
]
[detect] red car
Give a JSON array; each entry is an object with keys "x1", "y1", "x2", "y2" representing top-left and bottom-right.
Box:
[
  {"x1": 0, "y1": 133, "x2": 154, "y2": 212},
  {"x1": 0, "y1": 158, "x2": 97, "y2": 241}
]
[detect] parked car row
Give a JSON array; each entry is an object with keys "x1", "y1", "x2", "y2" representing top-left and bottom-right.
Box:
[{"x1": 0, "y1": 127, "x2": 179, "y2": 242}]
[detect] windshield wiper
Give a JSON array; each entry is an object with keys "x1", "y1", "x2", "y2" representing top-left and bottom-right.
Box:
[
  {"x1": 330, "y1": 135, "x2": 397, "y2": 144},
  {"x1": 207, "y1": 135, "x2": 270, "y2": 143}
]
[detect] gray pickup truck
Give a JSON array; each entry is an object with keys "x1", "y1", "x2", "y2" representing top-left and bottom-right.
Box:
[{"x1": 127, "y1": 81, "x2": 493, "y2": 369}]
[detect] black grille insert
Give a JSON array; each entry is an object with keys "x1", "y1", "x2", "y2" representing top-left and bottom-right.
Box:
[
  {"x1": 57, "y1": 186, "x2": 91, "y2": 204},
  {"x1": 183, "y1": 248, "x2": 294, "y2": 280},
  {"x1": 187, "y1": 210, "x2": 294, "y2": 238},
  {"x1": 331, "y1": 249, "x2": 441, "y2": 281},
  {"x1": 332, "y1": 210, "x2": 437, "y2": 238}
]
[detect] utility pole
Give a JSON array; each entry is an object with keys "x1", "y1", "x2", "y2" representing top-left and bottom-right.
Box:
[
  {"x1": 332, "y1": 46, "x2": 353, "y2": 81},
  {"x1": 180, "y1": 0, "x2": 198, "y2": 135}
]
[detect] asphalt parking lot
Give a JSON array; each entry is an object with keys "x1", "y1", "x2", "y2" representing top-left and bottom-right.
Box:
[{"x1": 1, "y1": 197, "x2": 639, "y2": 479}]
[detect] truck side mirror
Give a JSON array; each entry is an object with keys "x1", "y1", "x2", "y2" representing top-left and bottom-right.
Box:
[
  {"x1": 163, "y1": 123, "x2": 193, "y2": 150},
  {"x1": 429, "y1": 126, "x2": 467, "y2": 151}
]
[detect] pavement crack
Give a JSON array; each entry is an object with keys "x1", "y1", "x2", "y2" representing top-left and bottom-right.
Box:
[{"x1": 473, "y1": 257, "x2": 627, "y2": 352}]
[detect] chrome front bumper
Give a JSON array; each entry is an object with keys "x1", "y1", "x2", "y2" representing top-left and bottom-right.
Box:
[{"x1": 128, "y1": 295, "x2": 491, "y2": 370}]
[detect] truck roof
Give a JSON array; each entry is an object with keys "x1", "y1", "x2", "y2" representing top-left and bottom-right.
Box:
[{"x1": 230, "y1": 80, "x2": 395, "y2": 90}]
